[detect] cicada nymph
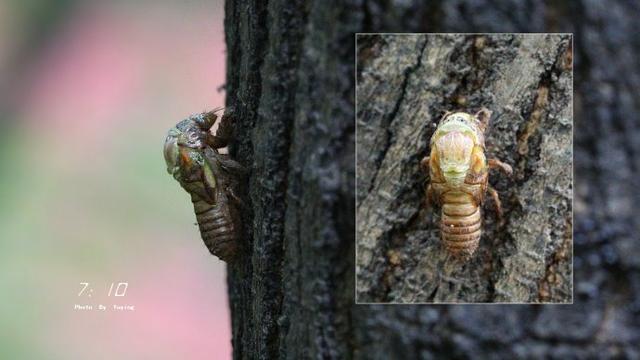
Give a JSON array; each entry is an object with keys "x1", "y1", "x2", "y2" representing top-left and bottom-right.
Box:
[
  {"x1": 164, "y1": 108, "x2": 245, "y2": 262},
  {"x1": 421, "y1": 109, "x2": 512, "y2": 259}
]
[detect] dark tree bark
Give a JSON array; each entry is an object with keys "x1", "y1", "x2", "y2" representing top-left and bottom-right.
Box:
[
  {"x1": 224, "y1": 1, "x2": 356, "y2": 358},
  {"x1": 356, "y1": 34, "x2": 573, "y2": 303},
  {"x1": 224, "y1": 0, "x2": 640, "y2": 358}
]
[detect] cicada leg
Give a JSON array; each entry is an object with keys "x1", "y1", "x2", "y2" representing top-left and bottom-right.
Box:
[
  {"x1": 487, "y1": 185, "x2": 504, "y2": 226},
  {"x1": 204, "y1": 112, "x2": 234, "y2": 149},
  {"x1": 421, "y1": 156, "x2": 435, "y2": 209},
  {"x1": 475, "y1": 108, "x2": 492, "y2": 132},
  {"x1": 425, "y1": 184, "x2": 435, "y2": 209},
  {"x1": 420, "y1": 156, "x2": 430, "y2": 174},
  {"x1": 488, "y1": 158, "x2": 513, "y2": 176}
]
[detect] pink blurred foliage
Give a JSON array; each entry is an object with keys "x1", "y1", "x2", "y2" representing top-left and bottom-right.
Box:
[
  {"x1": 131, "y1": 253, "x2": 231, "y2": 359},
  {"x1": 14, "y1": 1, "x2": 232, "y2": 358},
  {"x1": 18, "y1": 1, "x2": 226, "y2": 148},
  {"x1": 55, "y1": 248, "x2": 230, "y2": 359}
]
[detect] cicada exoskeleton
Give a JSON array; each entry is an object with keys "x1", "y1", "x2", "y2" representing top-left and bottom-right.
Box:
[
  {"x1": 421, "y1": 109, "x2": 512, "y2": 259},
  {"x1": 164, "y1": 108, "x2": 245, "y2": 262}
]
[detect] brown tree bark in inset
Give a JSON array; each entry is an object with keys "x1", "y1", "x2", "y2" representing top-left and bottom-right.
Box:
[
  {"x1": 222, "y1": 0, "x2": 640, "y2": 358},
  {"x1": 356, "y1": 34, "x2": 573, "y2": 303}
]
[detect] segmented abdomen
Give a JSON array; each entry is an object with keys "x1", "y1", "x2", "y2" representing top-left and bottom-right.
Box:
[
  {"x1": 192, "y1": 197, "x2": 237, "y2": 261},
  {"x1": 440, "y1": 191, "x2": 481, "y2": 258}
]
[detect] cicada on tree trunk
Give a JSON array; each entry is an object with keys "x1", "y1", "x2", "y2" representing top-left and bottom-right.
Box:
[
  {"x1": 164, "y1": 109, "x2": 245, "y2": 262},
  {"x1": 421, "y1": 109, "x2": 512, "y2": 259}
]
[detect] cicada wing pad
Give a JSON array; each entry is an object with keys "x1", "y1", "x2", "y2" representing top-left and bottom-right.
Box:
[
  {"x1": 192, "y1": 147, "x2": 245, "y2": 261},
  {"x1": 202, "y1": 148, "x2": 246, "y2": 206}
]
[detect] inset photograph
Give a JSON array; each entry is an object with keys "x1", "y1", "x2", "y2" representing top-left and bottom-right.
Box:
[{"x1": 356, "y1": 33, "x2": 573, "y2": 303}]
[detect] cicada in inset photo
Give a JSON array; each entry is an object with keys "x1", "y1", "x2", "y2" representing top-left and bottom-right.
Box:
[
  {"x1": 421, "y1": 109, "x2": 512, "y2": 259},
  {"x1": 164, "y1": 108, "x2": 245, "y2": 262}
]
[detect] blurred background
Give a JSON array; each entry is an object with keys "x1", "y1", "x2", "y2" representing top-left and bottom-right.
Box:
[{"x1": 0, "y1": 0, "x2": 232, "y2": 358}]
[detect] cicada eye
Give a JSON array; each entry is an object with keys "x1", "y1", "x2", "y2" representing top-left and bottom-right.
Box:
[
  {"x1": 164, "y1": 133, "x2": 180, "y2": 174},
  {"x1": 179, "y1": 129, "x2": 205, "y2": 149}
]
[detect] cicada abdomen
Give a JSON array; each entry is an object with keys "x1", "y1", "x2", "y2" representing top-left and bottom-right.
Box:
[
  {"x1": 439, "y1": 187, "x2": 483, "y2": 258},
  {"x1": 421, "y1": 109, "x2": 512, "y2": 259},
  {"x1": 164, "y1": 109, "x2": 245, "y2": 262}
]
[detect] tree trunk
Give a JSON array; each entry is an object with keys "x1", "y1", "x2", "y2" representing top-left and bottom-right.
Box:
[
  {"x1": 224, "y1": 1, "x2": 356, "y2": 358},
  {"x1": 356, "y1": 34, "x2": 573, "y2": 303},
  {"x1": 224, "y1": 0, "x2": 640, "y2": 358}
]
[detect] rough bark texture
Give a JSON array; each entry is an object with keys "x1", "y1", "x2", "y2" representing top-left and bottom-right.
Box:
[
  {"x1": 356, "y1": 34, "x2": 573, "y2": 303},
  {"x1": 224, "y1": 0, "x2": 640, "y2": 358},
  {"x1": 224, "y1": 1, "x2": 357, "y2": 358}
]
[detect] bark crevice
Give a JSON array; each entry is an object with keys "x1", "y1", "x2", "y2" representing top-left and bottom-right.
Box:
[{"x1": 364, "y1": 38, "x2": 428, "y2": 199}]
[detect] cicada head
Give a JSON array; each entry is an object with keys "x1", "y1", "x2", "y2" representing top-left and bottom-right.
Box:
[
  {"x1": 164, "y1": 125, "x2": 205, "y2": 177},
  {"x1": 435, "y1": 131, "x2": 474, "y2": 185},
  {"x1": 431, "y1": 110, "x2": 487, "y2": 185},
  {"x1": 164, "y1": 112, "x2": 222, "y2": 192}
]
